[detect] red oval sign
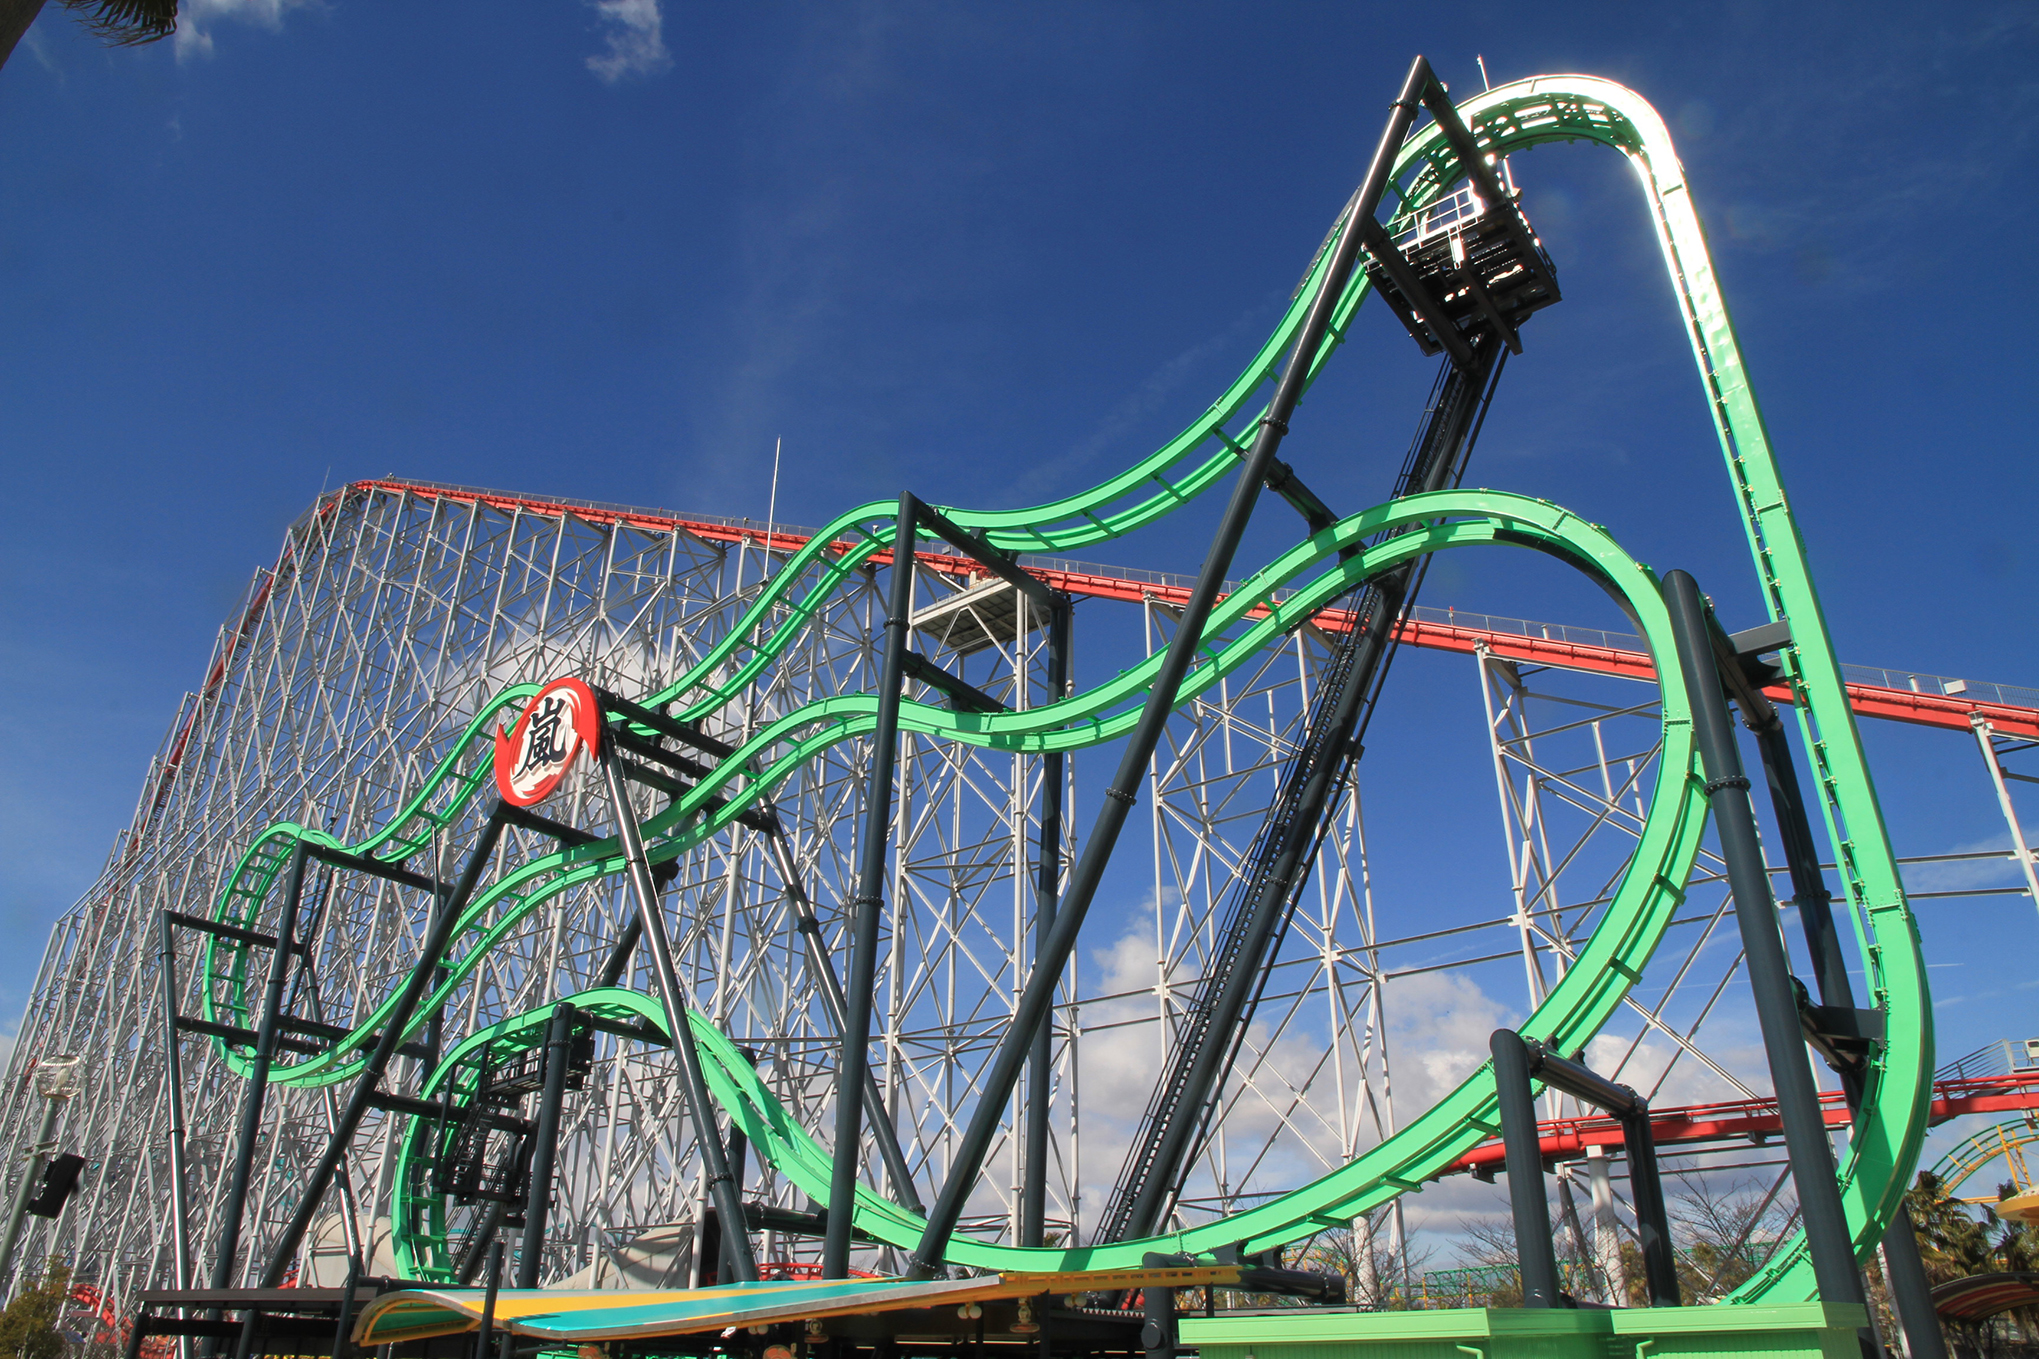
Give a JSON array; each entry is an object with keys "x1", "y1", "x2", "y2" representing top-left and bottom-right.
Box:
[{"x1": 493, "y1": 677, "x2": 602, "y2": 807}]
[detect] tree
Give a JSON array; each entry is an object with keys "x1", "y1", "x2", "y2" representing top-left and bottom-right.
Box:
[
  {"x1": 1906, "y1": 1172, "x2": 1998, "y2": 1284},
  {"x1": 1670, "y1": 1175, "x2": 1798, "y2": 1302},
  {"x1": 0, "y1": 1260, "x2": 71, "y2": 1359},
  {"x1": 1293, "y1": 1213, "x2": 1435, "y2": 1310},
  {"x1": 1, "y1": 2, "x2": 179, "y2": 76}
]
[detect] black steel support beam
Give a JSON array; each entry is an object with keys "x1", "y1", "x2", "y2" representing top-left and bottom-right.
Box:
[
  {"x1": 1409, "y1": 71, "x2": 1557, "y2": 298},
  {"x1": 301, "y1": 842, "x2": 449, "y2": 897},
  {"x1": 898, "y1": 649, "x2": 1006, "y2": 713},
  {"x1": 595, "y1": 915, "x2": 643, "y2": 989},
  {"x1": 1100, "y1": 335, "x2": 1504, "y2": 1250},
  {"x1": 826, "y1": 490, "x2": 922, "y2": 1277},
  {"x1": 1511, "y1": 1039, "x2": 1680, "y2": 1305},
  {"x1": 259, "y1": 803, "x2": 512, "y2": 1286},
  {"x1": 157, "y1": 913, "x2": 194, "y2": 1294},
  {"x1": 213, "y1": 843, "x2": 308, "y2": 1290},
  {"x1": 913, "y1": 501, "x2": 1055, "y2": 613},
  {"x1": 174, "y1": 1016, "x2": 328, "y2": 1061},
  {"x1": 607, "y1": 726, "x2": 711, "y2": 781},
  {"x1": 1457, "y1": 268, "x2": 1522, "y2": 354},
  {"x1": 1727, "y1": 629, "x2": 1946, "y2": 1359},
  {"x1": 363, "y1": 1088, "x2": 512, "y2": 1126},
  {"x1": 596, "y1": 688, "x2": 740, "y2": 765},
  {"x1": 1412, "y1": 74, "x2": 1509, "y2": 215},
  {"x1": 1111, "y1": 589, "x2": 1378, "y2": 1239},
  {"x1": 1618, "y1": 1102, "x2": 1682, "y2": 1308},
  {"x1": 600, "y1": 738, "x2": 757, "y2": 1282},
  {"x1": 1663, "y1": 571, "x2": 1868, "y2": 1313},
  {"x1": 1021, "y1": 597, "x2": 1070, "y2": 1248},
  {"x1": 1521, "y1": 1043, "x2": 1637, "y2": 1114},
  {"x1": 718, "y1": 1091, "x2": 750, "y2": 1284},
  {"x1": 1261, "y1": 459, "x2": 1339, "y2": 534},
  {"x1": 273, "y1": 1014, "x2": 434, "y2": 1062},
  {"x1": 614, "y1": 756, "x2": 779, "y2": 835},
  {"x1": 1489, "y1": 1029, "x2": 1561, "y2": 1308},
  {"x1": 903, "y1": 56, "x2": 1428, "y2": 1280},
  {"x1": 499, "y1": 803, "x2": 602, "y2": 849},
  {"x1": 163, "y1": 911, "x2": 284, "y2": 952},
  {"x1": 1141, "y1": 1252, "x2": 1182, "y2": 1359},
  {"x1": 472, "y1": 1243, "x2": 503, "y2": 1359},
  {"x1": 579, "y1": 1012, "x2": 667, "y2": 1049},
  {"x1": 327, "y1": 1255, "x2": 358, "y2": 1359},
  {"x1": 514, "y1": 1004, "x2": 577, "y2": 1289}
]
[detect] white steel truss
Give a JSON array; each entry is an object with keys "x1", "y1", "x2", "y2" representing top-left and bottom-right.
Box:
[{"x1": 0, "y1": 478, "x2": 2025, "y2": 1321}]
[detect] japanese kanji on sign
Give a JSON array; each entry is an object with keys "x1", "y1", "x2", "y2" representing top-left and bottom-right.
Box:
[{"x1": 492, "y1": 677, "x2": 601, "y2": 806}]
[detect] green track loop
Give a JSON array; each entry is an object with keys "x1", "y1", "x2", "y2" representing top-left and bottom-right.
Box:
[{"x1": 203, "y1": 75, "x2": 1927, "y2": 1304}]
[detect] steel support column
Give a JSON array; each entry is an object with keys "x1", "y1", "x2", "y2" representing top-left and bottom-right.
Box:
[
  {"x1": 1663, "y1": 571, "x2": 1866, "y2": 1311},
  {"x1": 157, "y1": 912, "x2": 193, "y2": 1294},
  {"x1": 1616, "y1": 1102, "x2": 1680, "y2": 1307},
  {"x1": 472, "y1": 1241, "x2": 503, "y2": 1359},
  {"x1": 904, "y1": 54, "x2": 1429, "y2": 1280},
  {"x1": 514, "y1": 1003, "x2": 577, "y2": 1289},
  {"x1": 213, "y1": 843, "x2": 308, "y2": 1289},
  {"x1": 259, "y1": 805, "x2": 511, "y2": 1286},
  {"x1": 1748, "y1": 713, "x2": 1944, "y2": 1359},
  {"x1": 1022, "y1": 597, "x2": 1069, "y2": 1248},
  {"x1": 600, "y1": 738, "x2": 757, "y2": 1282},
  {"x1": 1489, "y1": 1029, "x2": 1560, "y2": 1308},
  {"x1": 0, "y1": 1095, "x2": 61, "y2": 1300},
  {"x1": 825, "y1": 490, "x2": 921, "y2": 1277}
]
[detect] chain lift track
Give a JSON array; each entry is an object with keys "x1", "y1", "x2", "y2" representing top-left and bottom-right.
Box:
[
  {"x1": 41, "y1": 63, "x2": 1933, "y2": 1309},
  {"x1": 1094, "y1": 320, "x2": 1517, "y2": 1249}
]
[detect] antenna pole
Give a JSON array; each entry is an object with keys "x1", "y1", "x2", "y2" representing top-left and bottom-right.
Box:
[{"x1": 764, "y1": 437, "x2": 783, "y2": 578}]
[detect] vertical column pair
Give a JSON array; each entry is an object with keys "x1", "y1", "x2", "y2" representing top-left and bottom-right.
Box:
[
  {"x1": 824, "y1": 494, "x2": 1073, "y2": 1274},
  {"x1": 1665, "y1": 572, "x2": 1942, "y2": 1356}
]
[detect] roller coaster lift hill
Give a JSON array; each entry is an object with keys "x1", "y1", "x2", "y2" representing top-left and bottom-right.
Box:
[{"x1": 105, "y1": 52, "x2": 1978, "y2": 1359}]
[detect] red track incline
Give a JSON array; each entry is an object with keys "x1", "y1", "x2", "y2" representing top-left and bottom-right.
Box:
[{"x1": 351, "y1": 478, "x2": 2039, "y2": 740}]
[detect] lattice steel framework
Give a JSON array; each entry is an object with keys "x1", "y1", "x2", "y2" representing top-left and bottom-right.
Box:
[
  {"x1": 4, "y1": 473, "x2": 2033, "y2": 1319},
  {"x1": 0, "y1": 480, "x2": 1392, "y2": 1305}
]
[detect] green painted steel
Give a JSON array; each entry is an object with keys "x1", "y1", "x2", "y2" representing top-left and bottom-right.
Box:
[
  {"x1": 1179, "y1": 1302, "x2": 1871, "y2": 1359},
  {"x1": 200, "y1": 74, "x2": 1927, "y2": 1304},
  {"x1": 390, "y1": 988, "x2": 667, "y2": 1278},
  {"x1": 380, "y1": 494, "x2": 1708, "y2": 1281}
]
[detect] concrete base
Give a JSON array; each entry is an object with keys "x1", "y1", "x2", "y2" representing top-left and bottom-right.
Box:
[{"x1": 1179, "y1": 1303, "x2": 1869, "y2": 1359}]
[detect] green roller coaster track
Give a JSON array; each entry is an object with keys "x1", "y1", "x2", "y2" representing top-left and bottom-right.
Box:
[{"x1": 195, "y1": 74, "x2": 1930, "y2": 1305}]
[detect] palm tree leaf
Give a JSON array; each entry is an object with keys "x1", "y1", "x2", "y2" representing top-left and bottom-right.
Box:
[{"x1": 60, "y1": 0, "x2": 176, "y2": 46}]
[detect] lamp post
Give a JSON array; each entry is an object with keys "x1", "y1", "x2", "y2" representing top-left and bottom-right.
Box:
[{"x1": 0, "y1": 1054, "x2": 86, "y2": 1300}]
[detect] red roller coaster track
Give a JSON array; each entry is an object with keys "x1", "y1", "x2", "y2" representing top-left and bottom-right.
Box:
[
  {"x1": 132, "y1": 476, "x2": 2034, "y2": 862},
  {"x1": 340, "y1": 477, "x2": 2039, "y2": 740},
  {"x1": 1439, "y1": 1072, "x2": 2039, "y2": 1179}
]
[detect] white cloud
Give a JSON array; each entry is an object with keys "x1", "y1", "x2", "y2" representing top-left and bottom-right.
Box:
[
  {"x1": 173, "y1": 0, "x2": 310, "y2": 60},
  {"x1": 586, "y1": 0, "x2": 671, "y2": 85}
]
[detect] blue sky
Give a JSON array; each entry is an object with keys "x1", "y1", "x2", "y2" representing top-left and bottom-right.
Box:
[{"x1": 2, "y1": 1, "x2": 2036, "y2": 1163}]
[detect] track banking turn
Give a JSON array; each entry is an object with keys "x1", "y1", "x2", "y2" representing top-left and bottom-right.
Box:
[{"x1": 198, "y1": 75, "x2": 1929, "y2": 1304}]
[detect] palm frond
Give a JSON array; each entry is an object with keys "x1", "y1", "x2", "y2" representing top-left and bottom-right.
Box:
[{"x1": 61, "y1": 0, "x2": 177, "y2": 46}]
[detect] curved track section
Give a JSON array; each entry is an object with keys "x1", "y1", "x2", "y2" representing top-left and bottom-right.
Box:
[
  {"x1": 1932, "y1": 1119, "x2": 2038, "y2": 1203},
  {"x1": 384, "y1": 493, "x2": 1702, "y2": 1280},
  {"x1": 199, "y1": 74, "x2": 1929, "y2": 1304}
]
